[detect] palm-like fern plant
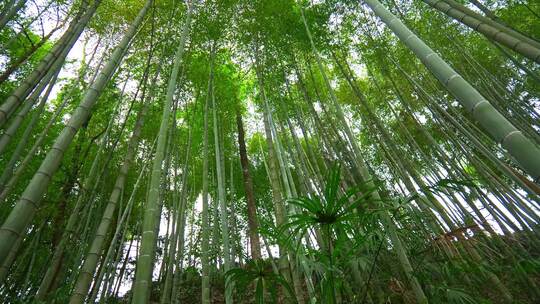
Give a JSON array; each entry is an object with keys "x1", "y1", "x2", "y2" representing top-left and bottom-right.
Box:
[
  {"x1": 282, "y1": 164, "x2": 378, "y2": 246},
  {"x1": 225, "y1": 259, "x2": 295, "y2": 304},
  {"x1": 279, "y1": 164, "x2": 379, "y2": 303}
]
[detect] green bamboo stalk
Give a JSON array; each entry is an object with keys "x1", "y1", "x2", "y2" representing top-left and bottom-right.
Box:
[
  {"x1": 0, "y1": 0, "x2": 146, "y2": 266},
  {"x1": 400, "y1": 62, "x2": 540, "y2": 233},
  {"x1": 34, "y1": 70, "x2": 126, "y2": 299},
  {"x1": 390, "y1": 55, "x2": 540, "y2": 201},
  {"x1": 227, "y1": 160, "x2": 240, "y2": 264},
  {"x1": 20, "y1": 222, "x2": 42, "y2": 298},
  {"x1": 469, "y1": 0, "x2": 500, "y2": 21},
  {"x1": 0, "y1": 0, "x2": 97, "y2": 128},
  {"x1": 200, "y1": 48, "x2": 215, "y2": 304},
  {"x1": 211, "y1": 83, "x2": 233, "y2": 303},
  {"x1": 157, "y1": 117, "x2": 178, "y2": 284},
  {"x1": 0, "y1": 0, "x2": 26, "y2": 31},
  {"x1": 112, "y1": 236, "x2": 135, "y2": 298},
  {"x1": 254, "y1": 49, "x2": 296, "y2": 299},
  {"x1": 300, "y1": 7, "x2": 429, "y2": 303},
  {"x1": 0, "y1": 66, "x2": 60, "y2": 193},
  {"x1": 160, "y1": 161, "x2": 180, "y2": 304},
  {"x1": 0, "y1": 220, "x2": 46, "y2": 288},
  {"x1": 421, "y1": 0, "x2": 540, "y2": 62},
  {"x1": 131, "y1": 2, "x2": 192, "y2": 302},
  {"x1": 0, "y1": 58, "x2": 61, "y2": 156},
  {"x1": 90, "y1": 147, "x2": 153, "y2": 304},
  {"x1": 440, "y1": 0, "x2": 540, "y2": 49},
  {"x1": 69, "y1": 33, "x2": 153, "y2": 304},
  {"x1": 0, "y1": 40, "x2": 106, "y2": 202},
  {"x1": 365, "y1": 0, "x2": 540, "y2": 182},
  {"x1": 168, "y1": 129, "x2": 192, "y2": 304}
]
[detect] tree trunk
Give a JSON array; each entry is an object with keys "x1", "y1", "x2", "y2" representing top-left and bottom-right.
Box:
[
  {"x1": 0, "y1": 25, "x2": 61, "y2": 86},
  {"x1": 0, "y1": 0, "x2": 26, "y2": 31},
  {"x1": 366, "y1": 0, "x2": 540, "y2": 183},
  {"x1": 235, "y1": 110, "x2": 262, "y2": 260},
  {"x1": 0, "y1": 0, "x2": 96, "y2": 127},
  {"x1": 200, "y1": 48, "x2": 215, "y2": 304},
  {"x1": 422, "y1": 0, "x2": 540, "y2": 62},
  {"x1": 212, "y1": 88, "x2": 233, "y2": 303},
  {"x1": 69, "y1": 64, "x2": 153, "y2": 304},
  {"x1": 0, "y1": 0, "x2": 145, "y2": 268},
  {"x1": 131, "y1": 2, "x2": 191, "y2": 302}
]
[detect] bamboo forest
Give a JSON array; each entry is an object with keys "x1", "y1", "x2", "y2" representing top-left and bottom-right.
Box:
[{"x1": 1, "y1": 0, "x2": 540, "y2": 303}]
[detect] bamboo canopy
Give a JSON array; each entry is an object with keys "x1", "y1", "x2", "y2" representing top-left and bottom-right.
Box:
[{"x1": 0, "y1": 0, "x2": 539, "y2": 303}]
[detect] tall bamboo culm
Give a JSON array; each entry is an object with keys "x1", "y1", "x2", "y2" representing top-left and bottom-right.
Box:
[
  {"x1": 131, "y1": 2, "x2": 192, "y2": 303},
  {"x1": 364, "y1": 0, "x2": 540, "y2": 182},
  {"x1": 0, "y1": 0, "x2": 143, "y2": 266}
]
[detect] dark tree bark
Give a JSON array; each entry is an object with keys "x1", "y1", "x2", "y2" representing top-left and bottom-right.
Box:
[{"x1": 236, "y1": 110, "x2": 262, "y2": 260}]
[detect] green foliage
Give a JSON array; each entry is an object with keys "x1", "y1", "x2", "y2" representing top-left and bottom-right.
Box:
[
  {"x1": 1, "y1": 0, "x2": 539, "y2": 303},
  {"x1": 281, "y1": 164, "x2": 378, "y2": 248},
  {"x1": 226, "y1": 259, "x2": 295, "y2": 304}
]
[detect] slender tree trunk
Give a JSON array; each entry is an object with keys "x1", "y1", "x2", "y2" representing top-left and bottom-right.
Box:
[
  {"x1": 34, "y1": 69, "x2": 131, "y2": 300},
  {"x1": 0, "y1": 24, "x2": 61, "y2": 86},
  {"x1": 236, "y1": 110, "x2": 262, "y2": 260},
  {"x1": 254, "y1": 46, "x2": 299, "y2": 304},
  {"x1": 51, "y1": 124, "x2": 88, "y2": 246},
  {"x1": 441, "y1": 0, "x2": 540, "y2": 48},
  {"x1": 200, "y1": 48, "x2": 215, "y2": 304},
  {"x1": 421, "y1": 0, "x2": 540, "y2": 62},
  {"x1": 167, "y1": 129, "x2": 192, "y2": 304},
  {"x1": 0, "y1": 0, "x2": 97, "y2": 128},
  {"x1": 300, "y1": 6, "x2": 429, "y2": 303},
  {"x1": 0, "y1": 59, "x2": 60, "y2": 169},
  {"x1": 113, "y1": 236, "x2": 135, "y2": 298},
  {"x1": 0, "y1": 0, "x2": 26, "y2": 31},
  {"x1": 469, "y1": 0, "x2": 500, "y2": 21},
  {"x1": 69, "y1": 57, "x2": 153, "y2": 304},
  {"x1": 365, "y1": 0, "x2": 540, "y2": 183},
  {"x1": 0, "y1": 40, "x2": 105, "y2": 202},
  {"x1": 212, "y1": 86, "x2": 233, "y2": 303},
  {"x1": 131, "y1": 2, "x2": 192, "y2": 302},
  {"x1": 90, "y1": 154, "x2": 150, "y2": 304},
  {"x1": 0, "y1": 0, "x2": 145, "y2": 268}
]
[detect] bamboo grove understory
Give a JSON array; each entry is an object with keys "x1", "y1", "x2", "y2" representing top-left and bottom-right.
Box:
[{"x1": 0, "y1": 0, "x2": 539, "y2": 303}]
